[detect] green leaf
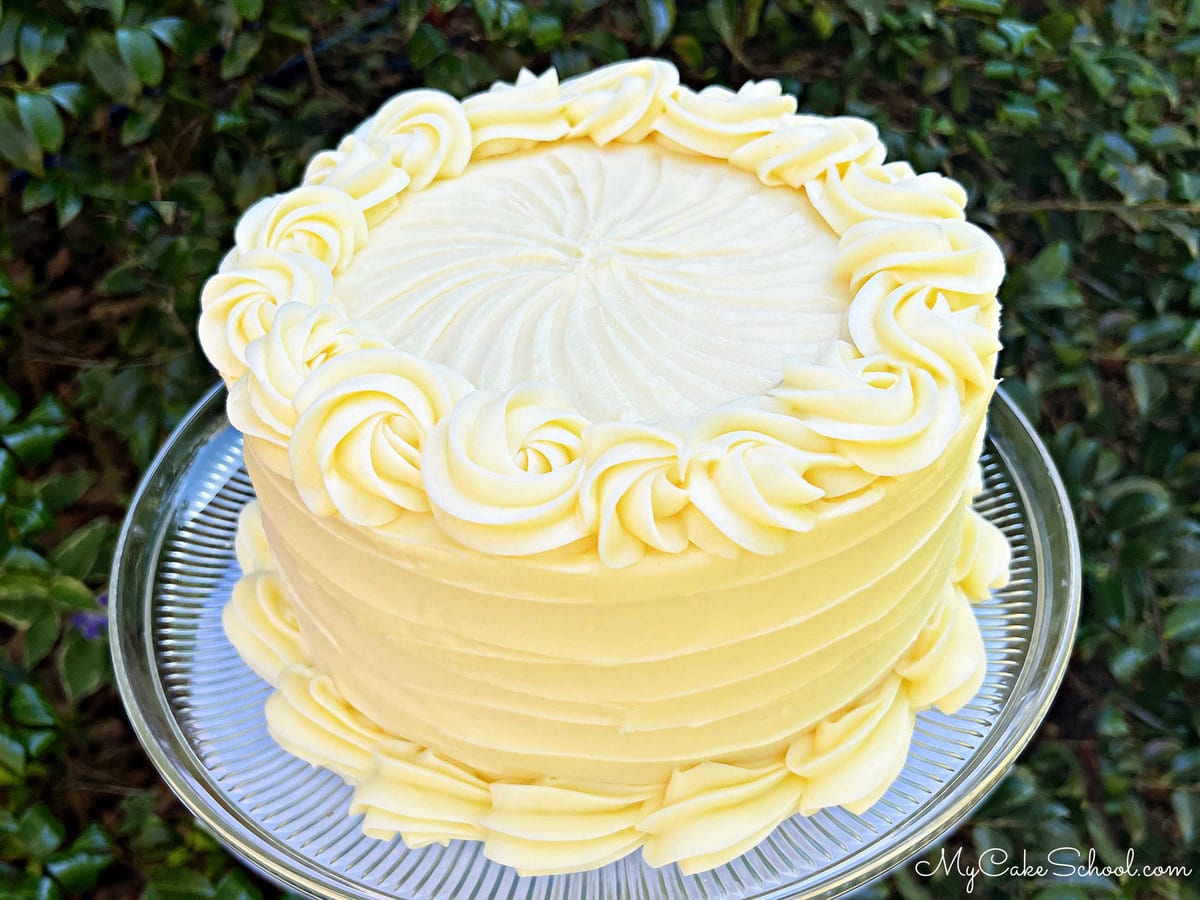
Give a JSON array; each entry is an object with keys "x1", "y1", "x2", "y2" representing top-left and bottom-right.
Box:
[
  {"x1": 1163, "y1": 600, "x2": 1200, "y2": 642},
  {"x1": 1125, "y1": 316, "x2": 1188, "y2": 352},
  {"x1": 1038, "y1": 11, "x2": 1076, "y2": 47},
  {"x1": 145, "y1": 17, "x2": 185, "y2": 50},
  {"x1": 93, "y1": 0, "x2": 126, "y2": 22},
  {"x1": 220, "y1": 31, "x2": 264, "y2": 80},
  {"x1": 50, "y1": 520, "x2": 110, "y2": 580},
  {"x1": 8, "y1": 683, "x2": 56, "y2": 728},
  {"x1": 21, "y1": 728, "x2": 56, "y2": 760},
  {"x1": 0, "y1": 99, "x2": 44, "y2": 174},
  {"x1": 120, "y1": 97, "x2": 164, "y2": 147},
  {"x1": 3, "y1": 421, "x2": 67, "y2": 464},
  {"x1": 637, "y1": 0, "x2": 675, "y2": 49},
  {"x1": 84, "y1": 31, "x2": 141, "y2": 105},
  {"x1": 56, "y1": 183, "x2": 83, "y2": 227},
  {"x1": 1147, "y1": 124, "x2": 1195, "y2": 151},
  {"x1": 408, "y1": 24, "x2": 448, "y2": 69},
  {"x1": 16, "y1": 92, "x2": 64, "y2": 152},
  {"x1": 233, "y1": 0, "x2": 263, "y2": 21},
  {"x1": 0, "y1": 447, "x2": 15, "y2": 493},
  {"x1": 23, "y1": 610, "x2": 60, "y2": 670},
  {"x1": 528, "y1": 12, "x2": 562, "y2": 53},
  {"x1": 847, "y1": 0, "x2": 885, "y2": 34},
  {"x1": 45, "y1": 849, "x2": 113, "y2": 893},
  {"x1": 45, "y1": 82, "x2": 86, "y2": 116},
  {"x1": 116, "y1": 28, "x2": 165, "y2": 87},
  {"x1": 0, "y1": 727, "x2": 27, "y2": 782},
  {"x1": 49, "y1": 574, "x2": 97, "y2": 611},
  {"x1": 706, "y1": 0, "x2": 737, "y2": 48},
  {"x1": 1172, "y1": 790, "x2": 1199, "y2": 845},
  {"x1": 44, "y1": 824, "x2": 113, "y2": 893},
  {"x1": 8, "y1": 493, "x2": 55, "y2": 540},
  {"x1": 37, "y1": 469, "x2": 93, "y2": 512},
  {"x1": 57, "y1": 630, "x2": 109, "y2": 702},
  {"x1": 0, "y1": 381, "x2": 19, "y2": 427},
  {"x1": 17, "y1": 805, "x2": 66, "y2": 861},
  {"x1": 5, "y1": 546, "x2": 49, "y2": 573},
  {"x1": 214, "y1": 869, "x2": 263, "y2": 900},
  {"x1": 0, "y1": 13, "x2": 20, "y2": 67},
  {"x1": 424, "y1": 54, "x2": 470, "y2": 96},
  {"x1": 18, "y1": 23, "x2": 67, "y2": 81},
  {"x1": 396, "y1": 0, "x2": 433, "y2": 38},
  {"x1": 145, "y1": 868, "x2": 217, "y2": 899},
  {"x1": 1112, "y1": 162, "x2": 1168, "y2": 203},
  {"x1": 1099, "y1": 477, "x2": 1173, "y2": 530},
  {"x1": 1127, "y1": 362, "x2": 1166, "y2": 417}
]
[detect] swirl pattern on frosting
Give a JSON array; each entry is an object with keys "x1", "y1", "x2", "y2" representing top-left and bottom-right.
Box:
[
  {"x1": 578, "y1": 422, "x2": 689, "y2": 567},
  {"x1": 956, "y1": 505, "x2": 1013, "y2": 599},
  {"x1": 848, "y1": 273, "x2": 1002, "y2": 395},
  {"x1": 265, "y1": 666, "x2": 390, "y2": 781},
  {"x1": 462, "y1": 68, "x2": 570, "y2": 159},
  {"x1": 333, "y1": 140, "x2": 849, "y2": 424},
  {"x1": 484, "y1": 781, "x2": 657, "y2": 874},
  {"x1": 786, "y1": 675, "x2": 915, "y2": 816},
  {"x1": 303, "y1": 135, "x2": 412, "y2": 225},
  {"x1": 772, "y1": 343, "x2": 961, "y2": 477},
  {"x1": 234, "y1": 500, "x2": 272, "y2": 574},
  {"x1": 421, "y1": 383, "x2": 590, "y2": 555},
  {"x1": 199, "y1": 250, "x2": 334, "y2": 382},
  {"x1": 896, "y1": 585, "x2": 987, "y2": 711},
  {"x1": 350, "y1": 740, "x2": 490, "y2": 846},
  {"x1": 562, "y1": 58, "x2": 679, "y2": 145},
  {"x1": 641, "y1": 762, "x2": 803, "y2": 874},
  {"x1": 226, "y1": 303, "x2": 388, "y2": 474},
  {"x1": 235, "y1": 185, "x2": 368, "y2": 273},
  {"x1": 806, "y1": 160, "x2": 967, "y2": 233},
  {"x1": 837, "y1": 218, "x2": 1005, "y2": 307},
  {"x1": 730, "y1": 115, "x2": 886, "y2": 188},
  {"x1": 359, "y1": 88, "x2": 472, "y2": 189},
  {"x1": 684, "y1": 406, "x2": 839, "y2": 557},
  {"x1": 288, "y1": 349, "x2": 473, "y2": 526},
  {"x1": 654, "y1": 79, "x2": 796, "y2": 159},
  {"x1": 222, "y1": 571, "x2": 307, "y2": 684}
]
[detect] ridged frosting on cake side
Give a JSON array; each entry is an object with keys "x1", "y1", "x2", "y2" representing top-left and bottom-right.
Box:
[{"x1": 225, "y1": 471, "x2": 1011, "y2": 876}]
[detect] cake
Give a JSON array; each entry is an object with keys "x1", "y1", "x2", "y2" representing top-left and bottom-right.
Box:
[{"x1": 198, "y1": 59, "x2": 1012, "y2": 876}]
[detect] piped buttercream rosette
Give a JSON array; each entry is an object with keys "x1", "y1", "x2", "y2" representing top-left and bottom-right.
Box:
[{"x1": 201, "y1": 56, "x2": 1006, "y2": 564}]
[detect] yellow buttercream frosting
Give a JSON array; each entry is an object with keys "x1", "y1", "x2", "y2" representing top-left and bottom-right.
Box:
[{"x1": 200, "y1": 57, "x2": 1013, "y2": 876}]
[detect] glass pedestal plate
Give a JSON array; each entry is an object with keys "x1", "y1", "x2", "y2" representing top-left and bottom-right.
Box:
[{"x1": 110, "y1": 384, "x2": 1080, "y2": 900}]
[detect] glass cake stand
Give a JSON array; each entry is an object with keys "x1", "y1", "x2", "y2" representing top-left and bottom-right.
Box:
[{"x1": 110, "y1": 384, "x2": 1080, "y2": 900}]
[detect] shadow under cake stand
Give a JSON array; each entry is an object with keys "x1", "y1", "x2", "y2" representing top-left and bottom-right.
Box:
[{"x1": 110, "y1": 384, "x2": 1080, "y2": 900}]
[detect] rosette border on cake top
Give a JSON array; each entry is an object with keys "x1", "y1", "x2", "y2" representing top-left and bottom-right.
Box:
[
  {"x1": 200, "y1": 57, "x2": 1005, "y2": 569},
  {"x1": 199, "y1": 58, "x2": 1014, "y2": 877}
]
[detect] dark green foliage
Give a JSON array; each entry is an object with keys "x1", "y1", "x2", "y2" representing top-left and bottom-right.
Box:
[{"x1": 0, "y1": 0, "x2": 1198, "y2": 896}]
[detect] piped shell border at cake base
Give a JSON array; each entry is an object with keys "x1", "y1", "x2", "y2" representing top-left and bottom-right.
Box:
[
  {"x1": 197, "y1": 58, "x2": 1006, "y2": 569},
  {"x1": 224, "y1": 495, "x2": 1011, "y2": 877}
]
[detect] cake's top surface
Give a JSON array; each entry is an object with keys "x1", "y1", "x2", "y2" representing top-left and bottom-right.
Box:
[
  {"x1": 334, "y1": 140, "x2": 848, "y2": 422},
  {"x1": 199, "y1": 59, "x2": 1005, "y2": 567}
]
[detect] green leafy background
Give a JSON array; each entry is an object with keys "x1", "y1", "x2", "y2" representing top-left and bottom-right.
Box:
[{"x1": 1, "y1": 0, "x2": 1198, "y2": 897}]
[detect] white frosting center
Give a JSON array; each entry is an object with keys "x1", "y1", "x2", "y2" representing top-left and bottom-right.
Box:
[{"x1": 335, "y1": 140, "x2": 850, "y2": 422}]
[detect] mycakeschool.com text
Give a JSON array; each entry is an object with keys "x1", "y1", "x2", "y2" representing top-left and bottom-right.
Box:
[{"x1": 914, "y1": 846, "x2": 1193, "y2": 893}]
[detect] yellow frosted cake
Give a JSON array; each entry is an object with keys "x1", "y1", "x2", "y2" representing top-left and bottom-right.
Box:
[{"x1": 198, "y1": 59, "x2": 1012, "y2": 876}]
